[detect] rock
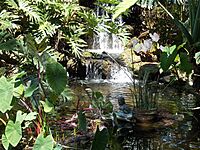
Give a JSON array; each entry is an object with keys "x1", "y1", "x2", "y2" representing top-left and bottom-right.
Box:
[
  {"x1": 138, "y1": 62, "x2": 159, "y2": 81},
  {"x1": 119, "y1": 48, "x2": 141, "y2": 68}
]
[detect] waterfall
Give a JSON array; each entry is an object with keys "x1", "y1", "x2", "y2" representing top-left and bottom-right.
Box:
[
  {"x1": 85, "y1": 58, "x2": 133, "y2": 83},
  {"x1": 84, "y1": 3, "x2": 131, "y2": 82},
  {"x1": 87, "y1": 3, "x2": 124, "y2": 54}
]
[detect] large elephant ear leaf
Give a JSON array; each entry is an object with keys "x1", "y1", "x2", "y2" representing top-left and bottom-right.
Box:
[
  {"x1": 5, "y1": 120, "x2": 22, "y2": 147},
  {"x1": 0, "y1": 76, "x2": 14, "y2": 113},
  {"x1": 46, "y1": 62, "x2": 67, "y2": 94}
]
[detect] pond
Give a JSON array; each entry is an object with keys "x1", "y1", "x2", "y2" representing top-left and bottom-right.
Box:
[{"x1": 69, "y1": 78, "x2": 200, "y2": 150}]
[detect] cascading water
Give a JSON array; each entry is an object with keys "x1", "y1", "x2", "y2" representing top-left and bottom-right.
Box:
[
  {"x1": 87, "y1": 3, "x2": 124, "y2": 54},
  {"x1": 85, "y1": 3, "x2": 132, "y2": 82}
]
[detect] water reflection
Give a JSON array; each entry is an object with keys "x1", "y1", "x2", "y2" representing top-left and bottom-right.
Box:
[{"x1": 70, "y1": 80, "x2": 200, "y2": 150}]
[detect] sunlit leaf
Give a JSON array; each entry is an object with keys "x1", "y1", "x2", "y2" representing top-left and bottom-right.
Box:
[
  {"x1": 24, "y1": 83, "x2": 38, "y2": 98},
  {"x1": 5, "y1": 120, "x2": 22, "y2": 147},
  {"x1": 60, "y1": 86, "x2": 74, "y2": 102},
  {"x1": 195, "y1": 51, "x2": 200, "y2": 64},
  {"x1": 25, "y1": 112, "x2": 38, "y2": 121},
  {"x1": 15, "y1": 110, "x2": 27, "y2": 124},
  {"x1": 33, "y1": 133, "x2": 54, "y2": 150},
  {"x1": 2, "y1": 134, "x2": 9, "y2": 150},
  {"x1": 13, "y1": 84, "x2": 24, "y2": 98},
  {"x1": 113, "y1": 0, "x2": 138, "y2": 20},
  {"x1": 160, "y1": 45, "x2": 178, "y2": 72},
  {"x1": 0, "y1": 76, "x2": 14, "y2": 113},
  {"x1": 40, "y1": 100, "x2": 54, "y2": 113}
]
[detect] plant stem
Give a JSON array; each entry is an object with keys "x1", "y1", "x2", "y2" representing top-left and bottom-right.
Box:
[{"x1": 0, "y1": 118, "x2": 6, "y2": 126}]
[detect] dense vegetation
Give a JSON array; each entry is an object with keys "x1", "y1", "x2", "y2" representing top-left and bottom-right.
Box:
[{"x1": 0, "y1": 0, "x2": 200, "y2": 149}]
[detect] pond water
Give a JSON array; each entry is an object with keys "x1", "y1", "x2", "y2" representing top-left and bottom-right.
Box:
[{"x1": 70, "y1": 79, "x2": 200, "y2": 150}]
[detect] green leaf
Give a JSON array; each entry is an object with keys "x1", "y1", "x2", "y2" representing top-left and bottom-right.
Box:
[
  {"x1": 46, "y1": 62, "x2": 67, "y2": 94},
  {"x1": 102, "y1": 101, "x2": 113, "y2": 113},
  {"x1": 160, "y1": 45, "x2": 178, "y2": 72},
  {"x1": 0, "y1": 39, "x2": 19, "y2": 51},
  {"x1": 48, "y1": 91, "x2": 59, "y2": 104},
  {"x1": 26, "y1": 34, "x2": 37, "y2": 57},
  {"x1": 195, "y1": 51, "x2": 200, "y2": 64},
  {"x1": 24, "y1": 83, "x2": 38, "y2": 98},
  {"x1": 113, "y1": 0, "x2": 138, "y2": 20},
  {"x1": 5, "y1": 120, "x2": 22, "y2": 147},
  {"x1": 33, "y1": 133, "x2": 54, "y2": 150},
  {"x1": 0, "y1": 76, "x2": 14, "y2": 113},
  {"x1": 60, "y1": 86, "x2": 74, "y2": 102},
  {"x1": 37, "y1": 37, "x2": 48, "y2": 52},
  {"x1": 78, "y1": 111, "x2": 87, "y2": 131},
  {"x1": 91, "y1": 127, "x2": 109, "y2": 150},
  {"x1": 162, "y1": 45, "x2": 176, "y2": 54},
  {"x1": 40, "y1": 100, "x2": 54, "y2": 113},
  {"x1": 15, "y1": 110, "x2": 27, "y2": 124},
  {"x1": 13, "y1": 84, "x2": 24, "y2": 98},
  {"x1": 25, "y1": 112, "x2": 38, "y2": 121},
  {"x1": 92, "y1": 91, "x2": 104, "y2": 109},
  {"x1": 179, "y1": 52, "x2": 192, "y2": 74},
  {"x1": 173, "y1": 18, "x2": 193, "y2": 44},
  {"x1": 2, "y1": 134, "x2": 9, "y2": 150}
]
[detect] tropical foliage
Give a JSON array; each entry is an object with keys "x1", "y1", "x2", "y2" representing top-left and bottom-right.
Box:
[{"x1": 1, "y1": 0, "x2": 200, "y2": 149}]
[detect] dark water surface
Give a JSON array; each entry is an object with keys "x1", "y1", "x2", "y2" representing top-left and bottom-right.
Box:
[{"x1": 70, "y1": 79, "x2": 200, "y2": 150}]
